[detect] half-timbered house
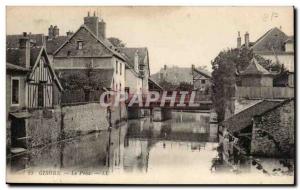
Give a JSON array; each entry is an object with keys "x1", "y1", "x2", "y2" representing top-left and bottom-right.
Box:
[{"x1": 6, "y1": 32, "x2": 63, "y2": 150}]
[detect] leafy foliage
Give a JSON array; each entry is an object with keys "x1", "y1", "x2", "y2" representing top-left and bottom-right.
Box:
[
  {"x1": 158, "y1": 80, "x2": 178, "y2": 91},
  {"x1": 178, "y1": 82, "x2": 194, "y2": 91},
  {"x1": 107, "y1": 37, "x2": 126, "y2": 48},
  {"x1": 211, "y1": 47, "x2": 284, "y2": 122},
  {"x1": 57, "y1": 62, "x2": 108, "y2": 91}
]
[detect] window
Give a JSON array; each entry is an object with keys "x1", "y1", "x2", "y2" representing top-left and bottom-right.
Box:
[
  {"x1": 201, "y1": 79, "x2": 206, "y2": 84},
  {"x1": 11, "y1": 78, "x2": 20, "y2": 105},
  {"x1": 38, "y1": 84, "x2": 44, "y2": 107},
  {"x1": 77, "y1": 41, "x2": 83, "y2": 50},
  {"x1": 120, "y1": 62, "x2": 122, "y2": 75},
  {"x1": 116, "y1": 61, "x2": 118, "y2": 74}
]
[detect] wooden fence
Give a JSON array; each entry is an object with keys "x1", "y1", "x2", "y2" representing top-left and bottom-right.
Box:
[{"x1": 236, "y1": 86, "x2": 294, "y2": 99}]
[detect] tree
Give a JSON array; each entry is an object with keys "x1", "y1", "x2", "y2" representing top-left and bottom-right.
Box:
[
  {"x1": 107, "y1": 37, "x2": 126, "y2": 48},
  {"x1": 211, "y1": 47, "x2": 283, "y2": 122},
  {"x1": 178, "y1": 82, "x2": 193, "y2": 91},
  {"x1": 158, "y1": 80, "x2": 177, "y2": 91}
]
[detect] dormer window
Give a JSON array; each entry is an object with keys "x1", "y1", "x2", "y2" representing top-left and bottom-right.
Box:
[{"x1": 77, "y1": 41, "x2": 83, "y2": 50}]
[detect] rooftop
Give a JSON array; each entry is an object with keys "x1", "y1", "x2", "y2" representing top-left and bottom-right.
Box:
[{"x1": 222, "y1": 100, "x2": 283, "y2": 133}]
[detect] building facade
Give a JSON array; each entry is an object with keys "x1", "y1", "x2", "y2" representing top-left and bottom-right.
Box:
[
  {"x1": 239, "y1": 58, "x2": 274, "y2": 87},
  {"x1": 192, "y1": 64, "x2": 212, "y2": 101},
  {"x1": 53, "y1": 13, "x2": 127, "y2": 93},
  {"x1": 120, "y1": 47, "x2": 150, "y2": 94},
  {"x1": 236, "y1": 28, "x2": 294, "y2": 87},
  {"x1": 6, "y1": 32, "x2": 63, "y2": 149}
]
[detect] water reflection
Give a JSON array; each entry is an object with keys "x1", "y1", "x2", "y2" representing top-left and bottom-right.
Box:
[{"x1": 7, "y1": 111, "x2": 293, "y2": 183}]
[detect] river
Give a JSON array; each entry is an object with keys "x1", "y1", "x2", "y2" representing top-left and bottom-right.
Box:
[{"x1": 7, "y1": 111, "x2": 294, "y2": 184}]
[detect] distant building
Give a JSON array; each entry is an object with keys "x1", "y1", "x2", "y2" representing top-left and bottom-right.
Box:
[
  {"x1": 191, "y1": 64, "x2": 212, "y2": 100},
  {"x1": 148, "y1": 78, "x2": 163, "y2": 92},
  {"x1": 236, "y1": 27, "x2": 294, "y2": 87},
  {"x1": 151, "y1": 65, "x2": 193, "y2": 85}
]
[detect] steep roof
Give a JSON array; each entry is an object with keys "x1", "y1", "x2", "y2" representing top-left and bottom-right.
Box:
[
  {"x1": 240, "y1": 58, "x2": 270, "y2": 75},
  {"x1": 6, "y1": 45, "x2": 63, "y2": 91},
  {"x1": 6, "y1": 62, "x2": 30, "y2": 72},
  {"x1": 254, "y1": 98, "x2": 294, "y2": 117},
  {"x1": 46, "y1": 36, "x2": 69, "y2": 54},
  {"x1": 6, "y1": 33, "x2": 71, "y2": 55},
  {"x1": 6, "y1": 34, "x2": 45, "y2": 48},
  {"x1": 151, "y1": 66, "x2": 194, "y2": 85},
  {"x1": 148, "y1": 78, "x2": 163, "y2": 91},
  {"x1": 222, "y1": 100, "x2": 283, "y2": 132},
  {"x1": 192, "y1": 67, "x2": 212, "y2": 78},
  {"x1": 251, "y1": 27, "x2": 292, "y2": 54},
  {"x1": 6, "y1": 46, "x2": 44, "y2": 68},
  {"x1": 118, "y1": 47, "x2": 148, "y2": 69},
  {"x1": 53, "y1": 24, "x2": 126, "y2": 61}
]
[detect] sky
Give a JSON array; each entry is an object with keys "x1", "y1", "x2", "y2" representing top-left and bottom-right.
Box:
[{"x1": 6, "y1": 6, "x2": 294, "y2": 74}]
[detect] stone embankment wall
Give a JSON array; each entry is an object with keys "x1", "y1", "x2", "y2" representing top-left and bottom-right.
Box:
[
  {"x1": 10, "y1": 103, "x2": 126, "y2": 149},
  {"x1": 62, "y1": 103, "x2": 109, "y2": 137},
  {"x1": 251, "y1": 100, "x2": 294, "y2": 158}
]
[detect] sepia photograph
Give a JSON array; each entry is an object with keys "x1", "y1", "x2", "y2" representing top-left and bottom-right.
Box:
[{"x1": 5, "y1": 6, "x2": 295, "y2": 184}]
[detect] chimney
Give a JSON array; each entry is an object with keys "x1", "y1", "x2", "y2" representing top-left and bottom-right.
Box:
[
  {"x1": 84, "y1": 11, "x2": 99, "y2": 37},
  {"x1": 192, "y1": 64, "x2": 195, "y2": 70},
  {"x1": 245, "y1": 32, "x2": 249, "y2": 48},
  {"x1": 53, "y1": 25, "x2": 59, "y2": 38},
  {"x1": 237, "y1": 31, "x2": 241, "y2": 48},
  {"x1": 66, "y1": 31, "x2": 74, "y2": 38},
  {"x1": 19, "y1": 32, "x2": 30, "y2": 68},
  {"x1": 98, "y1": 19, "x2": 106, "y2": 39},
  {"x1": 48, "y1": 25, "x2": 54, "y2": 40},
  {"x1": 164, "y1": 65, "x2": 167, "y2": 70},
  {"x1": 134, "y1": 50, "x2": 139, "y2": 73}
]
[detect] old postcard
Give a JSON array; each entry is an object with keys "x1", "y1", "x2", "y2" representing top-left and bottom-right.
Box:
[{"x1": 6, "y1": 6, "x2": 295, "y2": 184}]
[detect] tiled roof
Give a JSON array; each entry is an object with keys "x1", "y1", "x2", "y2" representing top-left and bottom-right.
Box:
[
  {"x1": 222, "y1": 100, "x2": 283, "y2": 132},
  {"x1": 118, "y1": 47, "x2": 148, "y2": 69},
  {"x1": 6, "y1": 62, "x2": 30, "y2": 72},
  {"x1": 285, "y1": 36, "x2": 294, "y2": 43},
  {"x1": 6, "y1": 34, "x2": 45, "y2": 48},
  {"x1": 46, "y1": 36, "x2": 69, "y2": 54},
  {"x1": 254, "y1": 98, "x2": 294, "y2": 117},
  {"x1": 240, "y1": 58, "x2": 270, "y2": 75},
  {"x1": 193, "y1": 67, "x2": 212, "y2": 78},
  {"x1": 54, "y1": 25, "x2": 126, "y2": 61},
  {"x1": 251, "y1": 27, "x2": 292, "y2": 54},
  {"x1": 6, "y1": 46, "x2": 43, "y2": 67},
  {"x1": 148, "y1": 78, "x2": 163, "y2": 90},
  {"x1": 151, "y1": 66, "x2": 194, "y2": 85}
]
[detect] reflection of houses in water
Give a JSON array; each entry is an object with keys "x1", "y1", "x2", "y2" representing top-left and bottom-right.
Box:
[
  {"x1": 106, "y1": 124, "x2": 128, "y2": 173},
  {"x1": 122, "y1": 112, "x2": 216, "y2": 173},
  {"x1": 123, "y1": 118, "x2": 156, "y2": 173}
]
